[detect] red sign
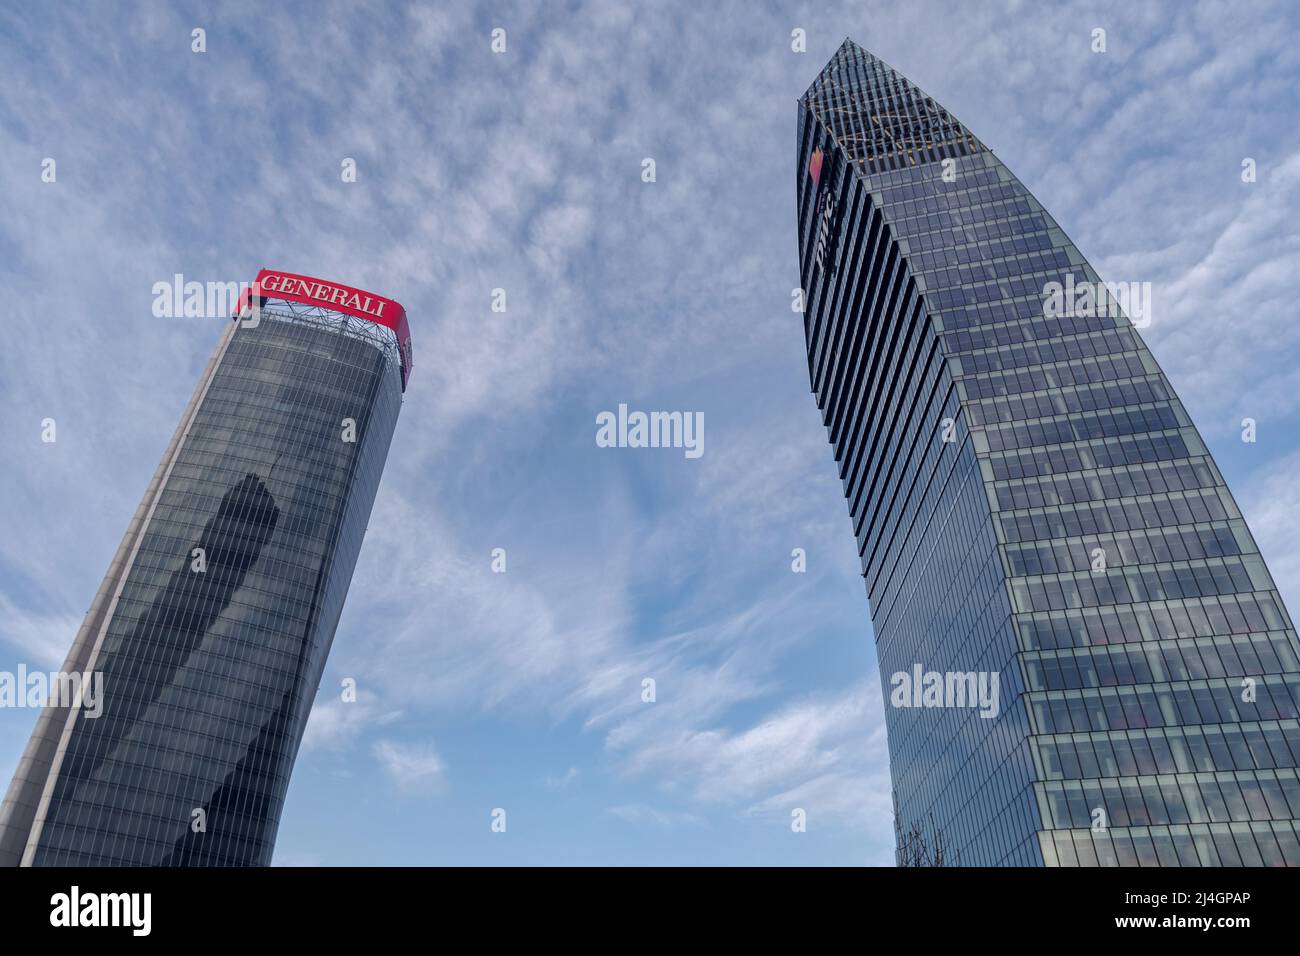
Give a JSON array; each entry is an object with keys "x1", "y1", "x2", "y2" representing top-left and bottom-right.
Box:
[
  {"x1": 808, "y1": 147, "x2": 824, "y2": 189},
  {"x1": 236, "y1": 268, "x2": 413, "y2": 389}
]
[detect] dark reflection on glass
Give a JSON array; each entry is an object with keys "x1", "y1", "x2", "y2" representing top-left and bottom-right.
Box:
[
  {"x1": 26, "y1": 309, "x2": 403, "y2": 866},
  {"x1": 56, "y1": 475, "x2": 280, "y2": 788}
]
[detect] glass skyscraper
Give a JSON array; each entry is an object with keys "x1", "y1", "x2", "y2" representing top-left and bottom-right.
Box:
[
  {"x1": 797, "y1": 40, "x2": 1299, "y2": 866},
  {"x1": 0, "y1": 270, "x2": 410, "y2": 866}
]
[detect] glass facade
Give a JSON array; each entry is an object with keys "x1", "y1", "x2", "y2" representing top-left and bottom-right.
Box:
[
  {"x1": 797, "y1": 40, "x2": 1300, "y2": 865},
  {"x1": 0, "y1": 297, "x2": 404, "y2": 866}
]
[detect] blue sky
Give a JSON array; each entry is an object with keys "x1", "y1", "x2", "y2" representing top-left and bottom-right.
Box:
[{"x1": 0, "y1": 0, "x2": 1297, "y2": 865}]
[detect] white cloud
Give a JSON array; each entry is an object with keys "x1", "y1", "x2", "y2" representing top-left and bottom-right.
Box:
[
  {"x1": 1142, "y1": 152, "x2": 1300, "y2": 435},
  {"x1": 610, "y1": 682, "x2": 891, "y2": 831},
  {"x1": 371, "y1": 739, "x2": 448, "y2": 792},
  {"x1": 543, "y1": 767, "x2": 580, "y2": 791},
  {"x1": 300, "y1": 695, "x2": 403, "y2": 754},
  {"x1": 0, "y1": 593, "x2": 82, "y2": 668},
  {"x1": 1235, "y1": 450, "x2": 1300, "y2": 613},
  {"x1": 607, "y1": 803, "x2": 705, "y2": 830}
]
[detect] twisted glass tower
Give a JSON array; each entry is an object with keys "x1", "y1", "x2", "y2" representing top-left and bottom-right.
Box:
[
  {"x1": 0, "y1": 270, "x2": 410, "y2": 866},
  {"x1": 798, "y1": 40, "x2": 1300, "y2": 866}
]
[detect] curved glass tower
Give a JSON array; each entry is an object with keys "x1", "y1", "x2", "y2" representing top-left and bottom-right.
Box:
[
  {"x1": 0, "y1": 270, "x2": 410, "y2": 866},
  {"x1": 797, "y1": 40, "x2": 1300, "y2": 866}
]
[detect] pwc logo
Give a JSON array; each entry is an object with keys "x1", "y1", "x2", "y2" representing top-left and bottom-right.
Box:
[{"x1": 808, "y1": 145, "x2": 839, "y2": 278}]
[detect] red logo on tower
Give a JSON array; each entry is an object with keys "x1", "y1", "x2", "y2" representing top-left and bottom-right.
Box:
[
  {"x1": 808, "y1": 147, "x2": 824, "y2": 189},
  {"x1": 236, "y1": 268, "x2": 413, "y2": 389}
]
